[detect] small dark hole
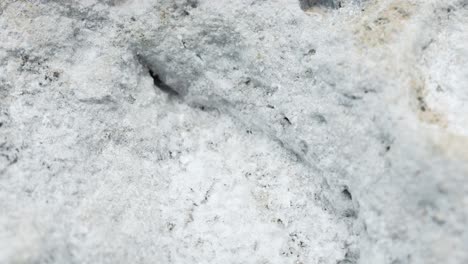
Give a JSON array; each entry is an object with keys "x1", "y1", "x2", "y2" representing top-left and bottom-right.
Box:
[
  {"x1": 342, "y1": 188, "x2": 352, "y2": 200},
  {"x1": 137, "y1": 54, "x2": 185, "y2": 98},
  {"x1": 148, "y1": 68, "x2": 180, "y2": 97}
]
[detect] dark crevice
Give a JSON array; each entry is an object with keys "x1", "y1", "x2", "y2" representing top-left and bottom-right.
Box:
[
  {"x1": 283, "y1": 116, "x2": 292, "y2": 125},
  {"x1": 342, "y1": 93, "x2": 363, "y2": 101},
  {"x1": 137, "y1": 54, "x2": 181, "y2": 97},
  {"x1": 148, "y1": 68, "x2": 180, "y2": 97},
  {"x1": 342, "y1": 187, "x2": 353, "y2": 200}
]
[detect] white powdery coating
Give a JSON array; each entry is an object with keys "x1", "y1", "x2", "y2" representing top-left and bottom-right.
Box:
[{"x1": 0, "y1": 0, "x2": 467, "y2": 264}]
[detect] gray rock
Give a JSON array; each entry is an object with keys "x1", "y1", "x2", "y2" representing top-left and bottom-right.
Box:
[{"x1": 0, "y1": 0, "x2": 467, "y2": 263}]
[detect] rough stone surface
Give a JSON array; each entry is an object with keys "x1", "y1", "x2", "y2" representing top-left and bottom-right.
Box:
[{"x1": 0, "y1": 0, "x2": 467, "y2": 263}]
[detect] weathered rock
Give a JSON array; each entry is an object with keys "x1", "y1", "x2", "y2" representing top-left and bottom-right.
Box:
[{"x1": 0, "y1": 0, "x2": 467, "y2": 263}]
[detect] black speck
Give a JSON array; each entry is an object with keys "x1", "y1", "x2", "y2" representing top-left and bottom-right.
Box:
[
  {"x1": 342, "y1": 187, "x2": 352, "y2": 200},
  {"x1": 363, "y1": 88, "x2": 377, "y2": 94},
  {"x1": 343, "y1": 93, "x2": 362, "y2": 100},
  {"x1": 417, "y1": 96, "x2": 427, "y2": 112},
  {"x1": 343, "y1": 209, "x2": 357, "y2": 218},
  {"x1": 167, "y1": 222, "x2": 175, "y2": 231},
  {"x1": 299, "y1": 0, "x2": 343, "y2": 10}
]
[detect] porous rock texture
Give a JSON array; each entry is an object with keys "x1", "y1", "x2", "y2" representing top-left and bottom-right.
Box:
[{"x1": 0, "y1": 0, "x2": 467, "y2": 263}]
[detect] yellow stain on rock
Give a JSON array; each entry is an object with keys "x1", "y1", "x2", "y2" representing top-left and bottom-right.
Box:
[{"x1": 354, "y1": 0, "x2": 416, "y2": 47}]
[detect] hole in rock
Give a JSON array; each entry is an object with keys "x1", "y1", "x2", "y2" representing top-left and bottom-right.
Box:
[{"x1": 148, "y1": 68, "x2": 180, "y2": 97}]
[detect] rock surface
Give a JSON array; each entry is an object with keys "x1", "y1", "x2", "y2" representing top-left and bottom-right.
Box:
[{"x1": 0, "y1": 0, "x2": 467, "y2": 263}]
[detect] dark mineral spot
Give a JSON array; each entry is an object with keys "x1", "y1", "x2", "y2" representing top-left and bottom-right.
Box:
[
  {"x1": 299, "y1": 140, "x2": 309, "y2": 154},
  {"x1": 417, "y1": 96, "x2": 427, "y2": 112},
  {"x1": 299, "y1": 0, "x2": 343, "y2": 10},
  {"x1": 341, "y1": 187, "x2": 352, "y2": 200},
  {"x1": 343, "y1": 209, "x2": 357, "y2": 218},
  {"x1": 343, "y1": 93, "x2": 363, "y2": 100},
  {"x1": 167, "y1": 222, "x2": 175, "y2": 231},
  {"x1": 283, "y1": 116, "x2": 292, "y2": 125},
  {"x1": 312, "y1": 113, "x2": 327, "y2": 124},
  {"x1": 307, "y1": 48, "x2": 316, "y2": 55},
  {"x1": 137, "y1": 54, "x2": 185, "y2": 97},
  {"x1": 363, "y1": 88, "x2": 377, "y2": 94}
]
